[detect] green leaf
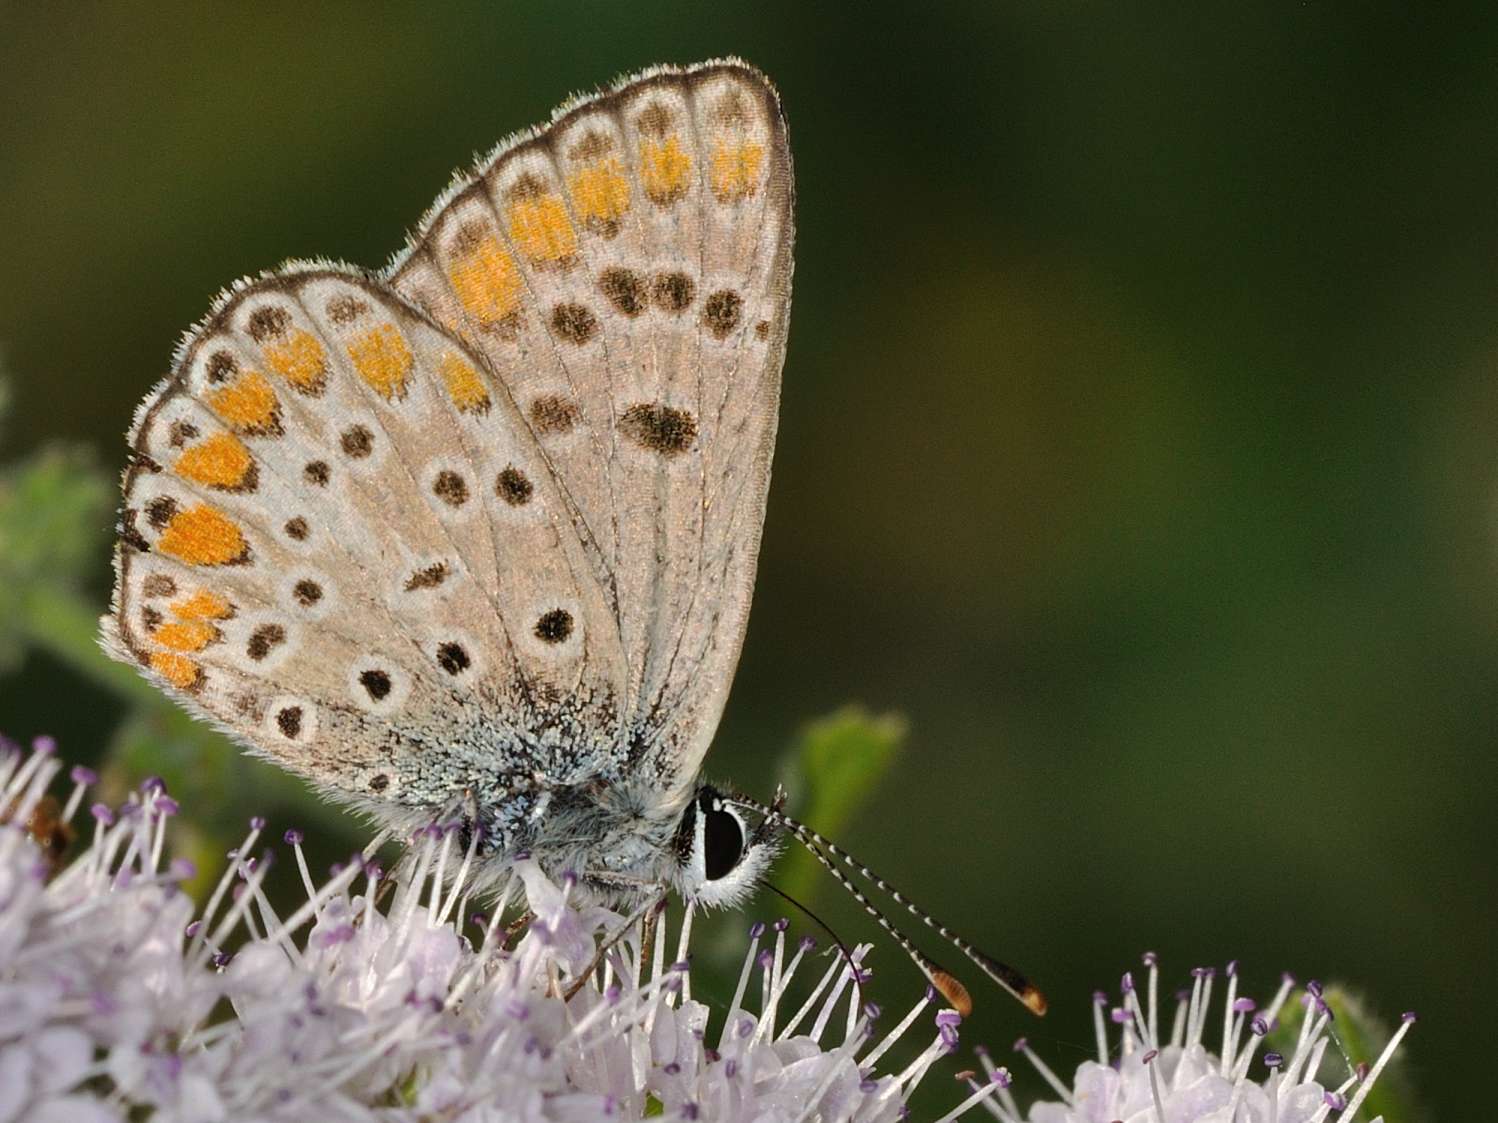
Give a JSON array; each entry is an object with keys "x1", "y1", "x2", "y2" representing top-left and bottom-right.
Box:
[
  {"x1": 1268, "y1": 983, "x2": 1422, "y2": 1121},
  {"x1": 0, "y1": 444, "x2": 114, "y2": 673},
  {"x1": 775, "y1": 706, "x2": 906, "y2": 902}
]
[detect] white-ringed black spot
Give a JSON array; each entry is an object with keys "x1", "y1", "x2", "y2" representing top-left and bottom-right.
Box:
[
  {"x1": 534, "y1": 609, "x2": 573, "y2": 644},
  {"x1": 619, "y1": 402, "x2": 697, "y2": 457},
  {"x1": 433, "y1": 470, "x2": 469, "y2": 507},
  {"x1": 340, "y1": 425, "x2": 374, "y2": 458},
  {"x1": 359, "y1": 669, "x2": 392, "y2": 701},
  {"x1": 276, "y1": 706, "x2": 303, "y2": 738},
  {"x1": 247, "y1": 624, "x2": 285, "y2": 661},
  {"x1": 436, "y1": 641, "x2": 470, "y2": 675},
  {"x1": 495, "y1": 465, "x2": 534, "y2": 506},
  {"x1": 702, "y1": 289, "x2": 743, "y2": 339}
]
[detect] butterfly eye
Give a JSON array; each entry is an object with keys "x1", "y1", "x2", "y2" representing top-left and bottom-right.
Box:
[{"x1": 702, "y1": 799, "x2": 745, "y2": 881}]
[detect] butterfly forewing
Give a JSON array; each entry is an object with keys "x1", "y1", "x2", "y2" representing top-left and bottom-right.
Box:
[
  {"x1": 387, "y1": 60, "x2": 794, "y2": 797},
  {"x1": 105, "y1": 270, "x2": 627, "y2": 820}
]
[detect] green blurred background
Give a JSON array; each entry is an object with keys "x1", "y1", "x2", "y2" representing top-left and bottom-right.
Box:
[{"x1": 3, "y1": 3, "x2": 1492, "y2": 1116}]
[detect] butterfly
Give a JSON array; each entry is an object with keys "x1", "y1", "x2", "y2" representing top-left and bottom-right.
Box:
[
  {"x1": 102, "y1": 58, "x2": 1044, "y2": 1016},
  {"x1": 104, "y1": 58, "x2": 792, "y2": 909}
]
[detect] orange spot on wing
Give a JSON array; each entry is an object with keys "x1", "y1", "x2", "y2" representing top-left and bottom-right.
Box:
[
  {"x1": 710, "y1": 140, "x2": 765, "y2": 201},
  {"x1": 438, "y1": 352, "x2": 491, "y2": 414},
  {"x1": 170, "y1": 589, "x2": 232, "y2": 621},
  {"x1": 205, "y1": 372, "x2": 280, "y2": 435},
  {"x1": 639, "y1": 137, "x2": 692, "y2": 204},
  {"x1": 156, "y1": 504, "x2": 250, "y2": 566},
  {"x1": 448, "y1": 235, "x2": 522, "y2": 326},
  {"x1": 262, "y1": 329, "x2": 327, "y2": 393},
  {"x1": 174, "y1": 432, "x2": 253, "y2": 490},
  {"x1": 152, "y1": 619, "x2": 218, "y2": 652},
  {"x1": 150, "y1": 651, "x2": 202, "y2": 690},
  {"x1": 507, "y1": 194, "x2": 578, "y2": 264},
  {"x1": 346, "y1": 323, "x2": 412, "y2": 401},
  {"x1": 568, "y1": 158, "x2": 631, "y2": 229}
]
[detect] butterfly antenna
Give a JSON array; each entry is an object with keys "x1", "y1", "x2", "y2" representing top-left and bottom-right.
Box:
[
  {"x1": 729, "y1": 794, "x2": 1047, "y2": 1018},
  {"x1": 760, "y1": 879, "x2": 868, "y2": 1012}
]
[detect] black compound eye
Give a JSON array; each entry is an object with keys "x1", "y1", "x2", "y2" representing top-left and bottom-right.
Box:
[{"x1": 703, "y1": 801, "x2": 745, "y2": 881}]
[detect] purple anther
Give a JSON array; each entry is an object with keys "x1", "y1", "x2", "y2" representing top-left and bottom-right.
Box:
[
  {"x1": 1281, "y1": 971, "x2": 1296, "y2": 985},
  {"x1": 169, "y1": 858, "x2": 196, "y2": 881},
  {"x1": 90, "y1": 803, "x2": 114, "y2": 825},
  {"x1": 664, "y1": 1061, "x2": 682, "y2": 1075},
  {"x1": 925, "y1": 984, "x2": 938, "y2": 1003},
  {"x1": 860, "y1": 1078, "x2": 879, "y2": 1093},
  {"x1": 505, "y1": 999, "x2": 529, "y2": 1020},
  {"x1": 681, "y1": 1105, "x2": 699, "y2": 1121},
  {"x1": 749, "y1": 920, "x2": 766, "y2": 939},
  {"x1": 1306, "y1": 979, "x2": 1323, "y2": 997},
  {"x1": 737, "y1": 1017, "x2": 754, "y2": 1039},
  {"x1": 561, "y1": 870, "x2": 578, "y2": 889},
  {"x1": 1111, "y1": 1008, "x2": 1130, "y2": 1024},
  {"x1": 139, "y1": 775, "x2": 165, "y2": 794},
  {"x1": 1093, "y1": 990, "x2": 1108, "y2": 1005},
  {"x1": 757, "y1": 949, "x2": 773, "y2": 970},
  {"x1": 1141, "y1": 950, "x2": 1158, "y2": 967},
  {"x1": 1401, "y1": 1011, "x2": 1417, "y2": 1023},
  {"x1": 864, "y1": 1002, "x2": 881, "y2": 1021},
  {"x1": 329, "y1": 862, "x2": 344, "y2": 877},
  {"x1": 1142, "y1": 1049, "x2": 1158, "y2": 1065},
  {"x1": 605, "y1": 984, "x2": 621, "y2": 1005},
  {"x1": 32, "y1": 736, "x2": 57, "y2": 756},
  {"x1": 283, "y1": 828, "x2": 304, "y2": 846},
  {"x1": 725, "y1": 1060, "x2": 738, "y2": 1078},
  {"x1": 366, "y1": 863, "x2": 383, "y2": 880},
  {"x1": 670, "y1": 960, "x2": 691, "y2": 974},
  {"x1": 184, "y1": 921, "x2": 202, "y2": 938},
  {"x1": 991, "y1": 1067, "x2": 1012, "y2": 1088},
  {"x1": 1191, "y1": 966, "x2": 1208, "y2": 979},
  {"x1": 249, "y1": 815, "x2": 266, "y2": 831},
  {"x1": 798, "y1": 935, "x2": 816, "y2": 952},
  {"x1": 774, "y1": 917, "x2": 790, "y2": 932},
  {"x1": 1175, "y1": 988, "x2": 1191, "y2": 1002},
  {"x1": 1226, "y1": 959, "x2": 1238, "y2": 977},
  {"x1": 1232, "y1": 997, "x2": 1256, "y2": 1013},
  {"x1": 974, "y1": 1044, "x2": 990, "y2": 1057},
  {"x1": 1251, "y1": 1016, "x2": 1269, "y2": 1036},
  {"x1": 1264, "y1": 1052, "x2": 1284, "y2": 1069},
  {"x1": 1324, "y1": 1091, "x2": 1347, "y2": 1110},
  {"x1": 1012, "y1": 1037, "x2": 1028, "y2": 1053},
  {"x1": 940, "y1": 1024, "x2": 960, "y2": 1051},
  {"x1": 211, "y1": 952, "x2": 231, "y2": 969},
  {"x1": 935, "y1": 1010, "x2": 962, "y2": 1028},
  {"x1": 69, "y1": 764, "x2": 97, "y2": 786},
  {"x1": 1121, "y1": 971, "x2": 1135, "y2": 994},
  {"x1": 469, "y1": 912, "x2": 487, "y2": 928},
  {"x1": 1356, "y1": 1062, "x2": 1370, "y2": 1080}
]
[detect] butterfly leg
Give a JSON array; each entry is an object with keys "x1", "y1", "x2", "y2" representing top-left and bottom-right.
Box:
[{"x1": 561, "y1": 887, "x2": 669, "y2": 1001}]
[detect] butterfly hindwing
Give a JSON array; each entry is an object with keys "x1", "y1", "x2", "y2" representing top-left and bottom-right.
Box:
[
  {"x1": 105, "y1": 269, "x2": 628, "y2": 820},
  {"x1": 387, "y1": 59, "x2": 794, "y2": 798}
]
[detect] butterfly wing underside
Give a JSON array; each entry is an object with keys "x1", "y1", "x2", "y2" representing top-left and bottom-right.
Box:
[
  {"x1": 388, "y1": 60, "x2": 794, "y2": 799},
  {"x1": 104, "y1": 270, "x2": 628, "y2": 827}
]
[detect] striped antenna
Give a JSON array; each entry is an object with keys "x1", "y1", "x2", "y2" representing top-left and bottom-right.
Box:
[{"x1": 727, "y1": 792, "x2": 1046, "y2": 1018}]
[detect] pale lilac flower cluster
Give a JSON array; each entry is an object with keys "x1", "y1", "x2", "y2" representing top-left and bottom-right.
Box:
[
  {"x1": 0, "y1": 738, "x2": 998, "y2": 1122},
  {"x1": 976, "y1": 954, "x2": 1414, "y2": 1123}
]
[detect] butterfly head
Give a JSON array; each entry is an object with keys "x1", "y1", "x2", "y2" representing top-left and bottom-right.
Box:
[{"x1": 673, "y1": 784, "x2": 781, "y2": 909}]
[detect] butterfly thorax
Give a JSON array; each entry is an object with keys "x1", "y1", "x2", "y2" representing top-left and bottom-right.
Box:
[{"x1": 488, "y1": 775, "x2": 690, "y2": 903}]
